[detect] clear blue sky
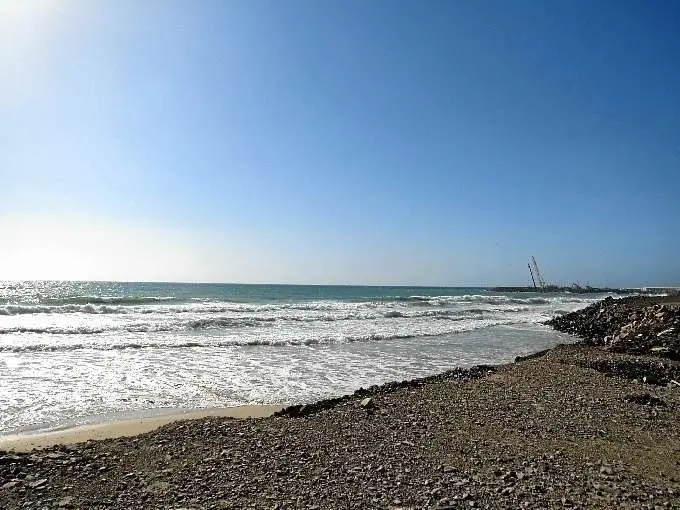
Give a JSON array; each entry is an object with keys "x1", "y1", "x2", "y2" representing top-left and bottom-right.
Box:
[{"x1": 1, "y1": 0, "x2": 678, "y2": 286}]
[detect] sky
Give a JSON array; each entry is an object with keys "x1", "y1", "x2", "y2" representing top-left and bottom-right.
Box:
[{"x1": 0, "y1": 0, "x2": 679, "y2": 286}]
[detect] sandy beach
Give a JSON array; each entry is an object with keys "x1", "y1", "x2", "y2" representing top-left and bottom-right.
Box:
[{"x1": 0, "y1": 405, "x2": 283, "y2": 453}]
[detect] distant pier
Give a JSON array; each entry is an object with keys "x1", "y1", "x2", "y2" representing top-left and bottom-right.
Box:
[{"x1": 489, "y1": 285, "x2": 678, "y2": 295}]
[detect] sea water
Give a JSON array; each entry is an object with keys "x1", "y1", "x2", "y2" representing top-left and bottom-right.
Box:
[{"x1": 0, "y1": 281, "x2": 597, "y2": 434}]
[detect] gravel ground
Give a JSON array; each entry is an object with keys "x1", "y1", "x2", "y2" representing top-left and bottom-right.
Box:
[{"x1": 1, "y1": 342, "x2": 679, "y2": 509}]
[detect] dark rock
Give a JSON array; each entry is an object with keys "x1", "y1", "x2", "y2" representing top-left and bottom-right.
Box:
[
  {"x1": 622, "y1": 394, "x2": 667, "y2": 407},
  {"x1": 547, "y1": 297, "x2": 680, "y2": 360},
  {"x1": 515, "y1": 349, "x2": 550, "y2": 363},
  {"x1": 585, "y1": 359, "x2": 677, "y2": 386},
  {"x1": 0, "y1": 454, "x2": 23, "y2": 464},
  {"x1": 274, "y1": 364, "x2": 496, "y2": 418}
]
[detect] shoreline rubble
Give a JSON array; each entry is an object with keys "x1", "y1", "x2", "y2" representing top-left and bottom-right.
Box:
[{"x1": 547, "y1": 295, "x2": 680, "y2": 360}]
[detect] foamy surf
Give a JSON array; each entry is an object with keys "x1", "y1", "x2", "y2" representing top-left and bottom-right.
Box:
[{"x1": 0, "y1": 281, "x2": 604, "y2": 434}]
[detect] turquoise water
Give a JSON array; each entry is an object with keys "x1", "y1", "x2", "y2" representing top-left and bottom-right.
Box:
[
  {"x1": 0, "y1": 281, "x2": 598, "y2": 433},
  {"x1": 0, "y1": 280, "x2": 515, "y2": 305}
]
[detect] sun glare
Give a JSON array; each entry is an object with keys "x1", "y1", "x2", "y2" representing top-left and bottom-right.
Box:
[
  {"x1": 0, "y1": 215, "x2": 206, "y2": 281},
  {"x1": 0, "y1": 0, "x2": 72, "y2": 104}
]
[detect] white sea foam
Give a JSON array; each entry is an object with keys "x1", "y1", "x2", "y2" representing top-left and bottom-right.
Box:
[{"x1": 0, "y1": 284, "x2": 604, "y2": 434}]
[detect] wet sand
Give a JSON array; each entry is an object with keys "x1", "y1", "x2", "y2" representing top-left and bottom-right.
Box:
[{"x1": 0, "y1": 405, "x2": 283, "y2": 452}]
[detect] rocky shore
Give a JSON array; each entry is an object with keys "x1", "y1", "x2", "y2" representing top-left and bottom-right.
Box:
[
  {"x1": 2, "y1": 297, "x2": 680, "y2": 509},
  {"x1": 547, "y1": 295, "x2": 680, "y2": 360}
]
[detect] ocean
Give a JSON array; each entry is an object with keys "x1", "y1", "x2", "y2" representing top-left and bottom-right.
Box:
[{"x1": 0, "y1": 281, "x2": 601, "y2": 435}]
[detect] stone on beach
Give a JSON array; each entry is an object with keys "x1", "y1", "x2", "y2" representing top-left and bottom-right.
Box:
[{"x1": 360, "y1": 397, "x2": 374, "y2": 408}]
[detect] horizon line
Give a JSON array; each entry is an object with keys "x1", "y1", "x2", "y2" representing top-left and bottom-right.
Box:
[{"x1": 1, "y1": 278, "x2": 674, "y2": 289}]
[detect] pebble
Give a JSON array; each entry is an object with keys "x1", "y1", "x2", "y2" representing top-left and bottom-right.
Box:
[
  {"x1": 57, "y1": 496, "x2": 74, "y2": 508},
  {"x1": 360, "y1": 397, "x2": 374, "y2": 409}
]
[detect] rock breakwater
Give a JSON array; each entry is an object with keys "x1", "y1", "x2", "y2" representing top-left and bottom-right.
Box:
[{"x1": 548, "y1": 296, "x2": 680, "y2": 360}]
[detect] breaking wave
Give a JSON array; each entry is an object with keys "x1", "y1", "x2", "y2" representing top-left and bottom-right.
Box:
[
  {"x1": 0, "y1": 304, "x2": 130, "y2": 315},
  {"x1": 0, "y1": 322, "x2": 514, "y2": 352},
  {"x1": 0, "y1": 309, "x2": 500, "y2": 335},
  {"x1": 0, "y1": 294, "x2": 589, "y2": 316},
  {"x1": 44, "y1": 296, "x2": 178, "y2": 306},
  {"x1": 0, "y1": 282, "x2": 606, "y2": 436},
  {"x1": 397, "y1": 294, "x2": 589, "y2": 306}
]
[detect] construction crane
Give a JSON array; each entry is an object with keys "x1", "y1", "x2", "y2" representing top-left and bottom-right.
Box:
[
  {"x1": 530, "y1": 256, "x2": 546, "y2": 291},
  {"x1": 528, "y1": 263, "x2": 538, "y2": 289}
]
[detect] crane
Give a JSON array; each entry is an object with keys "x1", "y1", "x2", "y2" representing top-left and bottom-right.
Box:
[
  {"x1": 528, "y1": 263, "x2": 538, "y2": 289},
  {"x1": 530, "y1": 256, "x2": 546, "y2": 291}
]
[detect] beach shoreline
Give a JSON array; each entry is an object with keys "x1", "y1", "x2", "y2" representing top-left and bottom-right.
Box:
[
  {"x1": 1, "y1": 341, "x2": 678, "y2": 508},
  {"x1": 1, "y1": 295, "x2": 678, "y2": 508},
  {"x1": 0, "y1": 405, "x2": 283, "y2": 453}
]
